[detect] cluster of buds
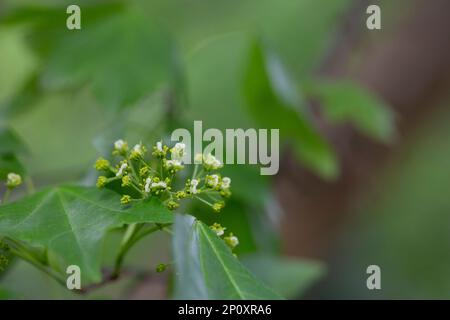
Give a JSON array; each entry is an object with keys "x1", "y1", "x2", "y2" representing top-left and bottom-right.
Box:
[
  {"x1": 94, "y1": 139, "x2": 239, "y2": 249},
  {"x1": 94, "y1": 140, "x2": 232, "y2": 214},
  {"x1": 94, "y1": 139, "x2": 239, "y2": 250},
  {"x1": 210, "y1": 223, "x2": 239, "y2": 250}
]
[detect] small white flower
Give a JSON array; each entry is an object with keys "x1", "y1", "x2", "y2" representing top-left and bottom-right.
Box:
[
  {"x1": 203, "y1": 153, "x2": 222, "y2": 170},
  {"x1": 165, "y1": 159, "x2": 184, "y2": 171},
  {"x1": 210, "y1": 223, "x2": 226, "y2": 236},
  {"x1": 116, "y1": 162, "x2": 128, "y2": 177},
  {"x1": 194, "y1": 153, "x2": 203, "y2": 163},
  {"x1": 221, "y1": 177, "x2": 231, "y2": 189},
  {"x1": 144, "y1": 177, "x2": 152, "y2": 193},
  {"x1": 151, "y1": 181, "x2": 167, "y2": 190},
  {"x1": 206, "y1": 174, "x2": 219, "y2": 188},
  {"x1": 224, "y1": 234, "x2": 239, "y2": 248},
  {"x1": 190, "y1": 179, "x2": 199, "y2": 194},
  {"x1": 156, "y1": 141, "x2": 163, "y2": 152},
  {"x1": 171, "y1": 143, "x2": 186, "y2": 161},
  {"x1": 114, "y1": 139, "x2": 127, "y2": 151},
  {"x1": 6, "y1": 173, "x2": 22, "y2": 188},
  {"x1": 133, "y1": 144, "x2": 144, "y2": 154}
]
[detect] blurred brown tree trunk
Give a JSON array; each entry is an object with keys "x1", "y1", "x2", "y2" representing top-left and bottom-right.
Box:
[{"x1": 278, "y1": 0, "x2": 450, "y2": 258}]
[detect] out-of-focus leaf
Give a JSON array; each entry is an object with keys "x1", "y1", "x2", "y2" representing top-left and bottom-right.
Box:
[
  {"x1": 0, "y1": 154, "x2": 26, "y2": 180},
  {"x1": 0, "y1": 125, "x2": 28, "y2": 155},
  {"x1": 305, "y1": 80, "x2": 395, "y2": 142},
  {"x1": 0, "y1": 186, "x2": 173, "y2": 283},
  {"x1": 0, "y1": 27, "x2": 37, "y2": 108},
  {"x1": 0, "y1": 287, "x2": 16, "y2": 300},
  {"x1": 243, "y1": 40, "x2": 337, "y2": 179},
  {"x1": 41, "y1": 11, "x2": 176, "y2": 110},
  {"x1": 173, "y1": 214, "x2": 282, "y2": 299},
  {"x1": 242, "y1": 254, "x2": 325, "y2": 298},
  {"x1": 185, "y1": 32, "x2": 252, "y2": 129},
  {"x1": 0, "y1": 2, "x2": 126, "y2": 58},
  {"x1": 255, "y1": 0, "x2": 352, "y2": 78},
  {"x1": 0, "y1": 73, "x2": 41, "y2": 119},
  {"x1": 0, "y1": 126, "x2": 27, "y2": 179}
]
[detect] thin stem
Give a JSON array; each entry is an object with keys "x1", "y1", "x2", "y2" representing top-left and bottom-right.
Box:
[
  {"x1": 5, "y1": 238, "x2": 66, "y2": 287},
  {"x1": 162, "y1": 227, "x2": 173, "y2": 235},
  {"x1": 112, "y1": 224, "x2": 169, "y2": 278},
  {"x1": 129, "y1": 182, "x2": 145, "y2": 197},
  {"x1": 2, "y1": 189, "x2": 11, "y2": 204},
  {"x1": 139, "y1": 158, "x2": 157, "y2": 174},
  {"x1": 25, "y1": 176, "x2": 36, "y2": 194},
  {"x1": 192, "y1": 164, "x2": 199, "y2": 180},
  {"x1": 195, "y1": 196, "x2": 214, "y2": 207}
]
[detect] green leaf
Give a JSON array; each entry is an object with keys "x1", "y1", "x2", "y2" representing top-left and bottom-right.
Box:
[
  {"x1": 0, "y1": 73, "x2": 41, "y2": 119},
  {"x1": 0, "y1": 125, "x2": 27, "y2": 155},
  {"x1": 185, "y1": 32, "x2": 253, "y2": 130},
  {"x1": 305, "y1": 80, "x2": 395, "y2": 143},
  {"x1": 243, "y1": 40, "x2": 337, "y2": 179},
  {"x1": 0, "y1": 287, "x2": 17, "y2": 300},
  {"x1": 0, "y1": 2, "x2": 126, "y2": 58},
  {"x1": 172, "y1": 214, "x2": 282, "y2": 299},
  {"x1": 242, "y1": 254, "x2": 325, "y2": 298},
  {"x1": 0, "y1": 154, "x2": 26, "y2": 180},
  {"x1": 42, "y1": 10, "x2": 176, "y2": 110},
  {"x1": 0, "y1": 186, "x2": 173, "y2": 283}
]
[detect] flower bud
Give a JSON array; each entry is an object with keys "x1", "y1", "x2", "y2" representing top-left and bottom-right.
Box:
[{"x1": 6, "y1": 173, "x2": 22, "y2": 189}]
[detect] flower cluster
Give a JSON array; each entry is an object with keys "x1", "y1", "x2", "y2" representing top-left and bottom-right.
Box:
[{"x1": 94, "y1": 139, "x2": 239, "y2": 249}]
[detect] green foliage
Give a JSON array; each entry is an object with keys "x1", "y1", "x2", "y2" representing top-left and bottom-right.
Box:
[
  {"x1": 0, "y1": 125, "x2": 28, "y2": 155},
  {"x1": 244, "y1": 41, "x2": 337, "y2": 179},
  {"x1": 0, "y1": 126, "x2": 27, "y2": 180},
  {"x1": 242, "y1": 254, "x2": 325, "y2": 298},
  {"x1": 0, "y1": 186, "x2": 172, "y2": 283},
  {"x1": 0, "y1": 154, "x2": 25, "y2": 180},
  {"x1": 304, "y1": 80, "x2": 396, "y2": 142},
  {"x1": 172, "y1": 214, "x2": 282, "y2": 299},
  {"x1": 42, "y1": 11, "x2": 176, "y2": 110}
]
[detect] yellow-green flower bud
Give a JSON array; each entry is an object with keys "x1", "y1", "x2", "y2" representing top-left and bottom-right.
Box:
[
  {"x1": 175, "y1": 191, "x2": 187, "y2": 199},
  {"x1": 94, "y1": 157, "x2": 110, "y2": 171},
  {"x1": 139, "y1": 166, "x2": 150, "y2": 177},
  {"x1": 96, "y1": 176, "x2": 108, "y2": 188},
  {"x1": 113, "y1": 139, "x2": 128, "y2": 156},
  {"x1": 166, "y1": 200, "x2": 180, "y2": 210},
  {"x1": 224, "y1": 233, "x2": 239, "y2": 249},
  {"x1": 120, "y1": 195, "x2": 131, "y2": 205},
  {"x1": 121, "y1": 175, "x2": 132, "y2": 187},
  {"x1": 210, "y1": 223, "x2": 226, "y2": 236},
  {"x1": 6, "y1": 173, "x2": 22, "y2": 189},
  {"x1": 156, "y1": 263, "x2": 167, "y2": 273},
  {"x1": 212, "y1": 201, "x2": 225, "y2": 212},
  {"x1": 220, "y1": 189, "x2": 232, "y2": 198}
]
